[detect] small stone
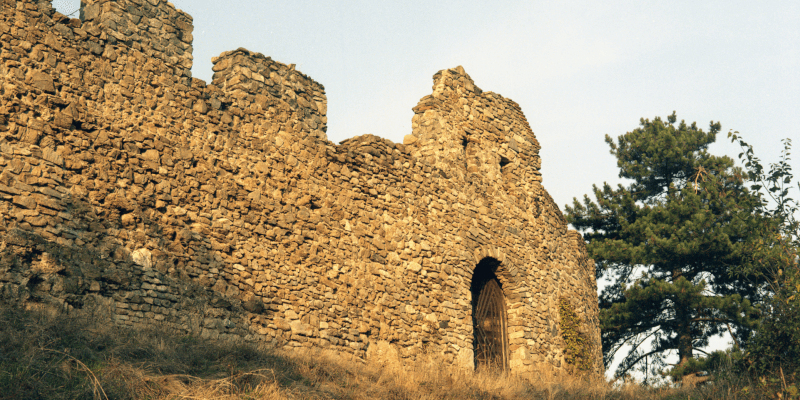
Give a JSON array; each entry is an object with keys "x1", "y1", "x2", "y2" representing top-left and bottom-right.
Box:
[
  {"x1": 290, "y1": 320, "x2": 312, "y2": 336},
  {"x1": 274, "y1": 318, "x2": 291, "y2": 331},
  {"x1": 193, "y1": 100, "x2": 208, "y2": 114},
  {"x1": 142, "y1": 149, "x2": 160, "y2": 162},
  {"x1": 105, "y1": 193, "x2": 134, "y2": 211},
  {"x1": 30, "y1": 71, "x2": 55, "y2": 93},
  {"x1": 406, "y1": 262, "x2": 422, "y2": 272},
  {"x1": 131, "y1": 248, "x2": 152, "y2": 268},
  {"x1": 403, "y1": 135, "x2": 418, "y2": 145},
  {"x1": 12, "y1": 195, "x2": 36, "y2": 209},
  {"x1": 121, "y1": 213, "x2": 136, "y2": 226},
  {"x1": 81, "y1": 3, "x2": 100, "y2": 20},
  {"x1": 243, "y1": 299, "x2": 264, "y2": 313},
  {"x1": 53, "y1": 111, "x2": 73, "y2": 129}
]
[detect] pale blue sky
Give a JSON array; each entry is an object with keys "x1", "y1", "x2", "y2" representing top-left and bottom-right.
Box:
[{"x1": 54, "y1": 0, "x2": 799, "y2": 377}]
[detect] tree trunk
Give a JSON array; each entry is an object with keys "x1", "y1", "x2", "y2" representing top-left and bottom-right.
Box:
[
  {"x1": 674, "y1": 270, "x2": 693, "y2": 369},
  {"x1": 677, "y1": 322, "x2": 693, "y2": 366}
]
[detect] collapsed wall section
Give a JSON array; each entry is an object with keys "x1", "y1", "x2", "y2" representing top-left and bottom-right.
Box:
[{"x1": 0, "y1": 0, "x2": 602, "y2": 375}]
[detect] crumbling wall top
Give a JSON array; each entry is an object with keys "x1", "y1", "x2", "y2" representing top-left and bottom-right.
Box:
[
  {"x1": 79, "y1": 0, "x2": 194, "y2": 78},
  {"x1": 210, "y1": 47, "x2": 328, "y2": 142},
  {"x1": 405, "y1": 66, "x2": 543, "y2": 185}
]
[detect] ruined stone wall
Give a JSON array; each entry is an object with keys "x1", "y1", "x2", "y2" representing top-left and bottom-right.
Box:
[{"x1": 0, "y1": 0, "x2": 602, "y2": 374}]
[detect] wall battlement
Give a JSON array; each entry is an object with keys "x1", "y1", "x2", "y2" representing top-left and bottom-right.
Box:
[{"x1": 0, "y1": 0, "x2": 602, "y2": 374}]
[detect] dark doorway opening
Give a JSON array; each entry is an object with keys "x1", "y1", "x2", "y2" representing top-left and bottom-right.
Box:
[{"x1": 471, "y1": 257, "x2": 509, "y2": 371}]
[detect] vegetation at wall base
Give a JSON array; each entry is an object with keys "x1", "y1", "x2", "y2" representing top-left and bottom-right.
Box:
[
  {"x1": 2, "y1": 304, "x2": 794, "y2": 399},
  {"x1": 558, "y1": 298, "x2": 595, "y2": 373}
]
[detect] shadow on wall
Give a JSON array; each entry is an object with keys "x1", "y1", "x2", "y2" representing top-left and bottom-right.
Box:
[
  {"x1": 0, "y1": 174, "x2": 278, "y2": 343},
  {"x1": 0, "y1": 0, "x2": 329, "y2": 344}
]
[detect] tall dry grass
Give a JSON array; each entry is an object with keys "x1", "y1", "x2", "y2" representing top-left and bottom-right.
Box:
[{"x1": 0, "y1": 305, "x2": 780, "y2": 399}]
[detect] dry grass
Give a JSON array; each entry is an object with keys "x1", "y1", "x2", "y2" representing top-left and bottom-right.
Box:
[{"x1": 0, "y1": 305, "x2": 780, "y2": 400}]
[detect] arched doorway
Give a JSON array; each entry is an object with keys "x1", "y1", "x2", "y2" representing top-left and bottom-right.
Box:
[{"x1": 471, "y1": 257, "x2": 509, "y2": 370}]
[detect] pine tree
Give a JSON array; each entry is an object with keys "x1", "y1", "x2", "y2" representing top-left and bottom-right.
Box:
[{"x1": 566, "y1": 112, "x2": 768, "y2": 382}]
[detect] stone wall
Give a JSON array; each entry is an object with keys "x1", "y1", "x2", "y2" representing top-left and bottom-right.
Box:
[{"x1": 0, "y1": 0, "x2": 602, "y2": 374}]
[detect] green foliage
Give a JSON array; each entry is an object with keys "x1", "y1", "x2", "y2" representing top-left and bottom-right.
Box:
[
  {"x1": 667, "y1": 348, "x2": 736, "y2": 380},
  {"x1": 727, "y1": 132, "x2": 800, "y2": 378},
  {"x1": 566, "y1": 113, "x2": 771, "y2": 381},
  {"x1": 558, "y1": 298, "x2": 594, "y2": 373},
  {"x1": 744, "y1": 280, "x2": 800, "y2": 375}
]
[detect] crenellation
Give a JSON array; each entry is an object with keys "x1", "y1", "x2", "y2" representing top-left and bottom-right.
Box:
[{"x1": 0, "y1": 0, "x2": 602, "y2": 376}]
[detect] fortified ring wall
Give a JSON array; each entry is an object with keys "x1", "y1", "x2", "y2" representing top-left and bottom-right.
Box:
[{"x1": 0, "y1": 0, "x2": 602, "y2": 374}]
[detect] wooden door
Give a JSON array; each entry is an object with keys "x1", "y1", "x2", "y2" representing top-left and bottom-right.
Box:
[{"x1": 473, "y1": 276, "x2": 508, "y2": 370}]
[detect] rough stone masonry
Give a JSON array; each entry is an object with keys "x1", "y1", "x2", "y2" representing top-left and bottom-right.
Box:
[{"x1": 0, "y1": 0, "x2": 602, "y2": 374}]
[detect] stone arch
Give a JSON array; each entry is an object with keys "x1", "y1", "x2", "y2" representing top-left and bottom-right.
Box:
[
  {"x1": 471, "y1": 257, "x2": 509, "y2": 370},
  {"x1": 466, "y1": 247, "x2": 529, "y2": 372},
  {"x1": 471, "y1": 246, "x2": 518, "y2": 287}
]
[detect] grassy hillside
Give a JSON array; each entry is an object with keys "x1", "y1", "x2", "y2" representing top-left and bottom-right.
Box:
[{"x1": 0, "y1": 306, "x2": 783, "y2": 399}]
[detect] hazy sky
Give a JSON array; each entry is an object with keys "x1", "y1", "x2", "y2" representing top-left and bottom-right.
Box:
[{"x1": 53, "y1": 0, "x2": 799, "y2": 376}]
